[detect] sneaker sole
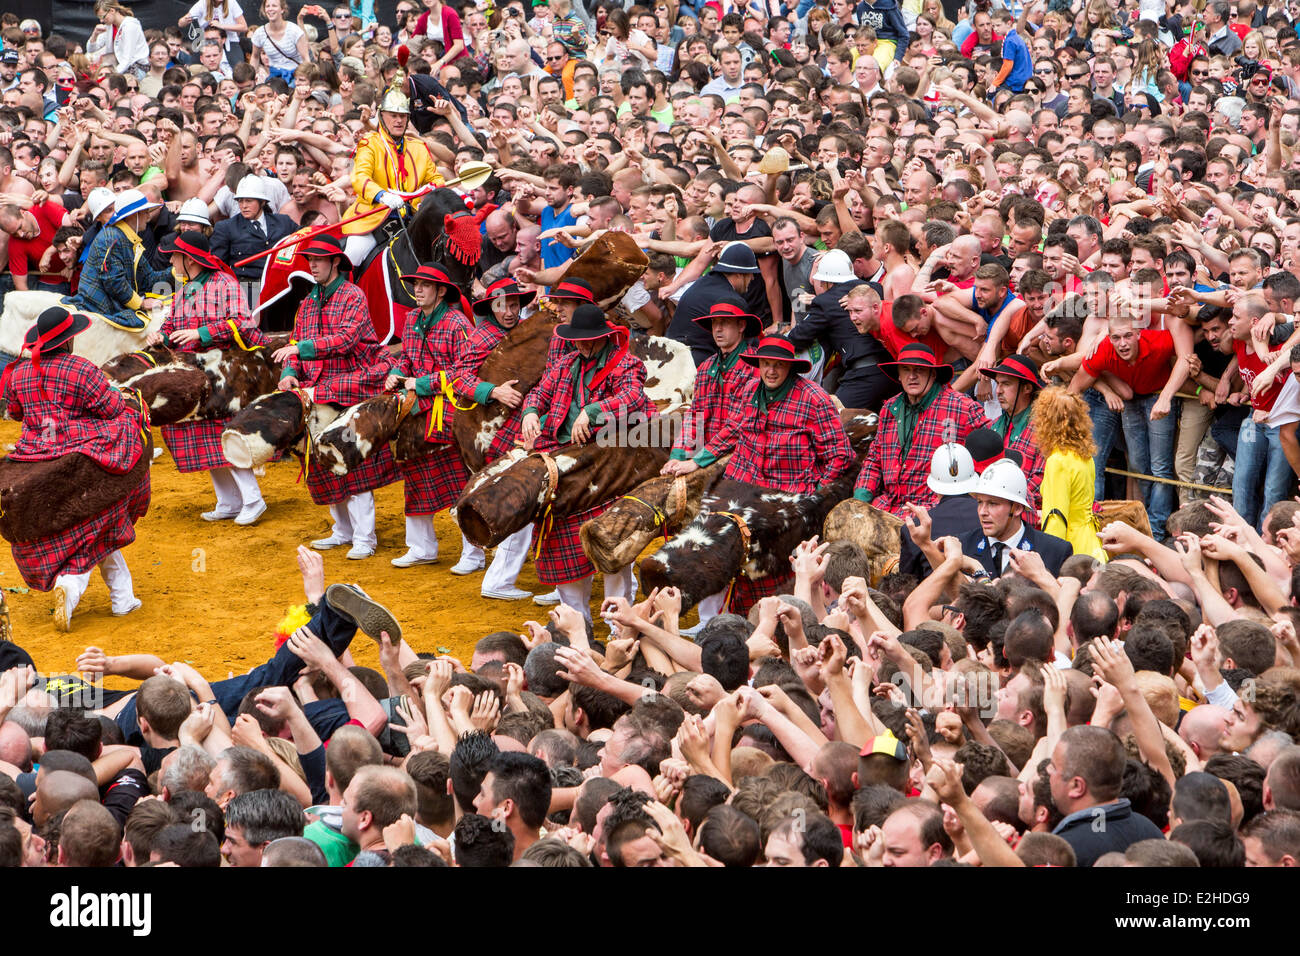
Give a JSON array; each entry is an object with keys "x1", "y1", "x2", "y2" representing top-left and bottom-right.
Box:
[
  {"x1": 52, "y1": 585, "x2": 70, "y2": 632},
  {"x1": 234, "y1": 504, "x2": 267, "y2": 526},
  {"x1": 533, "y1": 595, "x2": 561, "y2": 606},
  {"x1": 391, "y1": 557, "x2": 438, "y2": 568},
  {"x1": 482, "y1": 590, "x2": 533, "y2": 601},
  {"x1": 311, "y1": 541, "x2": 348, "y2": 551},
  {"x1": 325, "y1": 583, "x2": 401, "y2": 643},
  {"x1": 202, "y1": 512, "x2": 239, "y2": 522},
  {"x1": 449, "y1": 564, "x2": 485, "y2": 576}
]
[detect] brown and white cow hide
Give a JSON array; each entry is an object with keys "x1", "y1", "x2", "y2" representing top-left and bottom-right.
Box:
[
  {"x1": 580, "y1": 456, "x2": 730, "y2": 573},
  {"x1": 121, "y1": 361, "x2": 210, "y2": 425},
  {"x1": 821, "y1": 499, "x2": 904, "y2": 587},
  {"x1": 555, "y1": 231, "x2": 648, "y2": 304},
  {"x1": 0, "y1": 394, "x2": 154, "y2": 543},
  {"x1": 452, "y1": 315, "x2": 559, "y2": 473},
  {"x1": 455, "y1": 431, "x2": 678, "y2": 548},
  {"x1": 311, "y1": 392, "x2": 414, "y2": 476},
  {"x1": 638, "y1": 410, "x2": 878, "y2": 610},
  {"x1": 630, "y1": 336, "x2": 693, "y2": 414},
  {"x1": 222, "y1": 390, "x2": 321, "y2": 469},
  {"x1": 102, "y1": 345, "x2": 178, "y2": 383}
]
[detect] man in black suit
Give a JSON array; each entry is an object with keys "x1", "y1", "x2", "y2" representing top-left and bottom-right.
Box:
[
  {"x1": 958, "y1": 458, "x2": 1073, "y2": 579},
  {"x1": 210, "y1": 175, "x2": 299, "y2": 307},
  {"x1": 899, "y1": 441, "x2": 980, "y2": 579},
  {"x1": 786, "y1": 250, "x2": 896, "y2": 411}
]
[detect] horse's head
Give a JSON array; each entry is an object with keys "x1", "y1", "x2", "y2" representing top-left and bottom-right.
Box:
[{"x1": 407, "y1": 187, "x2": 480, "y2": 295}]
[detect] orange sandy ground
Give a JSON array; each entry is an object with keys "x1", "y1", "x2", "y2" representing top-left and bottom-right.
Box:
[{"x1": 0, "y1": 420, "x2": 673, "y2": 692}]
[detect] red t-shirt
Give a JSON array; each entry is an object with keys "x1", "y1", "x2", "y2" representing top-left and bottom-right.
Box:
[
  {"x1": 7, "y1": 199, "x2": 63, "y2": 281},
  {"x1": 878, "y1": 300, "x2": 946, "y2": 358},
  {"x1": 1235, "y1": 340, "x2": 1289, "y2": 412},
  {"x1": 1081, "y1": 328, "x2": 1176, "y2": 396}
]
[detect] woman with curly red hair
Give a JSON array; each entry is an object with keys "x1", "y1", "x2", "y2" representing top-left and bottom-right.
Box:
[{"x1": 1032, "y1": 386, "x2": 1107, "y2": 562}]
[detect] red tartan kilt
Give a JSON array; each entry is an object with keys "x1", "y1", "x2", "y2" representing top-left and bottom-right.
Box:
[
  {"x1": 400, "y1": 445, "x2": 469, "y2": 515},
  {"x1": 11, "y1": 473, "x2": 151, "y2": 592},
  {"x1": 727, "y1": 569, "x2": 794, "y2": 618},
  {"x1": 535, "y1": 503, "x2": 607, "y2": 585},
  {"x1": 306, "y1": 444, "x2": 400, "y2": 505},
  {"x1": 161, "y1": 420, "x2": 229, "y2": 473}
]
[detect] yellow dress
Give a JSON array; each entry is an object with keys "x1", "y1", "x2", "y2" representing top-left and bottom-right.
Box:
[
  {"x1": 342, "y1": 130, "x2": 443, "y2": 235},
  {"x1": 1039, "y1": 450, "x2": 1108, "y2": 563}
]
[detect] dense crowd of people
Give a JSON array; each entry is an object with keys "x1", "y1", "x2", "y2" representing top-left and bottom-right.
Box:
[{"x1": 4, "y1": 0, "x2": 1300, "y2": 870}]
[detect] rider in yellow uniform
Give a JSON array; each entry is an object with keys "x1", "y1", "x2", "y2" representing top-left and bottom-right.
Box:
[{"x1": 342, "y1": 76, "x2": 443, "y2": 267}]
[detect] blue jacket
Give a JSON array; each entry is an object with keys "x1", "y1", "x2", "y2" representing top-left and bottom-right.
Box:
[
  {"x1": 958, "y1": 523, "x2": 1074, "y2": 578},
  {"x1": 73, "y1": 223, "x2": 172, "y2": 330},
  {"x1": 854, "y1": 0, "x2": 910, "y2": 60},
  {"x1": 211, "y1": 211, "x2": 299, "y2": 283}
]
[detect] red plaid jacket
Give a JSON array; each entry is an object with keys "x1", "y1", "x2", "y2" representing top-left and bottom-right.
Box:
[
  {"x1": 452, "y1": 321, "x2": 568, "y2": 406},
  {"x1": 856, "y1": 387, "x2": 986, "y2": 515},
  {"x1": 4, "y1": 353, "x2": 145, "y2": 474},
  {"x1": 284, "y1": 280, "x2": 388, "y2": 406},
  {"x1": 672, "y1": 349, "x2": 758, "y2": 460},
  {"x1": 158, "y1": 270, "x2": 255, "y2": 349},
  {"x1": 523, "y1": 330, "x2": 653, "y2": 453},
  {"x1": 712, "y1": 377, "x2": 855, "y2": 494},
  {"x1": 392, "y1": 306, "x2": 474, "y2": 444}
]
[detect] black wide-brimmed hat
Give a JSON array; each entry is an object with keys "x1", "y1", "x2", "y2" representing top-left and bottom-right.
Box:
[
  {"x1": 693, "y1": 301, "x2": 762, "y2": 339},
  {"x1": 979, "y1": 353, "x2": 1045, "y2": 390},
  {"x1": 964, "y1": 427, "x2": 1006, "y2": 473},
  {"x1": 474, "y1": 276, "x2": 536, "y2": 317},
  {"x1": 159, "y1": 232, "x2": 228, "y2": 274},
  {"x1": 547, "y1": 278, "x2": 596, "y2": 303},
  {"x1": 23, "y1": 305, "x2": 93, "y2": 352},
  {"x1": 399, "y1": 262, "x2": 472, "y2": 312},
  {"x1": 555, "y1": 303, "x2": 617, "y2": 341},
  {"x1": 880, "y1": 343, "x2": 954, "y2": 385},
  {"x1": 298, "y1": 233, "x2": 351, "y2": 271},
  {"x1": 740, "y1": 334, "x2": 812, "y2": 374}
]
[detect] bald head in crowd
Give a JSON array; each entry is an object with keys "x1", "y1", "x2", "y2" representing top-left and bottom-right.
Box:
[{"x1": 33, "y1": 770, "x2": 100, "y2": 827}]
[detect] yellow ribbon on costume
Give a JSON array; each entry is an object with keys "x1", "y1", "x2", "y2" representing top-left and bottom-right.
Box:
[
  {"x1": 532, "y1": 452, "x2": 560, "y2": 560},
  {"x1": 131, "y1": 349, "x2": 158, "y2": 367},
  {"x1": 426, "y1": 371, "x2": 478, "y2": 439},
  {"x1": 227, "y1": 320, "x2": 259, "y2": 352}
]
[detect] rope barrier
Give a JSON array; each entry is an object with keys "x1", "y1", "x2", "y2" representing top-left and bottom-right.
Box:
[{"x1": 1103, "y1": 466, "x2": 1232, "y2": 495}]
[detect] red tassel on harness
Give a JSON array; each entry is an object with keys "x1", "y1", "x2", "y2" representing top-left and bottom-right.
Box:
[{"x1": 442, "y1": 211, "x2": 483, "y2": 266}]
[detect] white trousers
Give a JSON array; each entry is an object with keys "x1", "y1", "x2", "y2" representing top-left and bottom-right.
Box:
[
  {"x1": 602, "y1": 565, "x2": 637, "y2": 604},
  {"x1": 55, "y1": 549, "x2": 135, "y2": 615},
  {"x1": 482, "y1": 525, "x2": 532, "y2": 591},
  {"x1": 210, "y1": 466, "x2": 263, "y2": 510},
  {"x1": 330, "y1": 492, "x2": 377, "y2": 549},
  {"x1": 404, "y1": 515, "x2": 439, "y2": 560},
  {"x1": 344, "y1": 233, "x2": 376, "y2": 268},
  {"x1": 557, "y1": 578, "x2": 594, "y2": 624}
]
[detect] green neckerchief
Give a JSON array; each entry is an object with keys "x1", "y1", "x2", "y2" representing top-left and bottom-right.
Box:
[
  {"x1": 708, "y1": 342, "x2": 745, "y2": 381},
  {"x1": 895, "y1": 381, "x2": 941, "y2": 459},
  {"x1": 993, "y1": 404, "x2": 1032, "y2": 446},
  {"x1": 411, "y1": 302, "x2": 449, "y2": 338},
  {"x1": 558, "y1": 340, "x2": 612, "y2": 443},
  {"x1": 752, "y1": 372, "x2": 797, "y2": 414},
  {"x1": 180, "y1": 269, "x2": 212, "y2": 301},
  {"x1": 310, "y1": 274, "x2": 346, "y2": 306}
]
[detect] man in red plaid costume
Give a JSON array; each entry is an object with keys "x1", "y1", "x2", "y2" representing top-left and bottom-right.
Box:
[
  {"x1": 451, "y1": 277, "x2": 544, "y2": 601},
  {"x1": 981, "y1": 354, "x2": 1047, "y2": 513},
  {"x1": 272, "y1": 234, "x2": 397, "y2": 560},
  {"x1": 520, "y1": 303, "x2": 655, "y2": 619},
  {"x1": 687, "y1": 334, "x2": 856, "y2": 615},
  {"x1": 383, "y1": 263, "x2": 484, "y2": 572},
  {"x1": 2, "y1": 306, "x2": 150, "y2": 631},
  {"x1": 147, "y1": 233, "x2": 268, "y2": 525},
  {"x1": 661, "y1": 299, "x2": 761, "y2": 628},
  {"x1": 855, "y1": 343, "x2": 987, "y2": 516}
]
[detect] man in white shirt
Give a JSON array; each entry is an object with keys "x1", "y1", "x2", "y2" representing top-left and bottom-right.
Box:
[
  {"x1": 956, "y1": 459, "x2": 1073, "y2": 578},
  {"x1": 701, "y1": 46, "x2": 745, "y2": 102}
]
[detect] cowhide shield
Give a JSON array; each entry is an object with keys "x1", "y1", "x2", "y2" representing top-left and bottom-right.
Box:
[
  {"x1": 822, "y1": 499, "x2": 904, "y2": 587},
  {"x1": 222, "y1": 390, "x2": 314, "y2": 469},
  {"x1": 455, "y1": 421, "x2": 680, "y2": 548},
  {"x1": 311, "y1": 392, "x2": 415, "y2": 475},
  {"x1": 580, "y1": 456, "x2": 731, "y2": 574},
  {"x1": 638, "y1": 409, "x2": 878, "y2": 610},
  {"x1": 451, "y1": 315, "x2": 561, "y2": 473},
  {"x1": 553, "y1": 231, "x2": 648, "y2": 303},
  {"x1": 0, "y1": 396, "x2": 154, "y2": 544}
]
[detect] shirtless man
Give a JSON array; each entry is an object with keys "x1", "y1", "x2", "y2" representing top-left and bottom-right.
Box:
[
  {"x1": 160, "y1": 120, "x2": 204, "y2": 200},
  {"x1": 875, "y1": 219, "x2": 915, "y2": 299}
]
